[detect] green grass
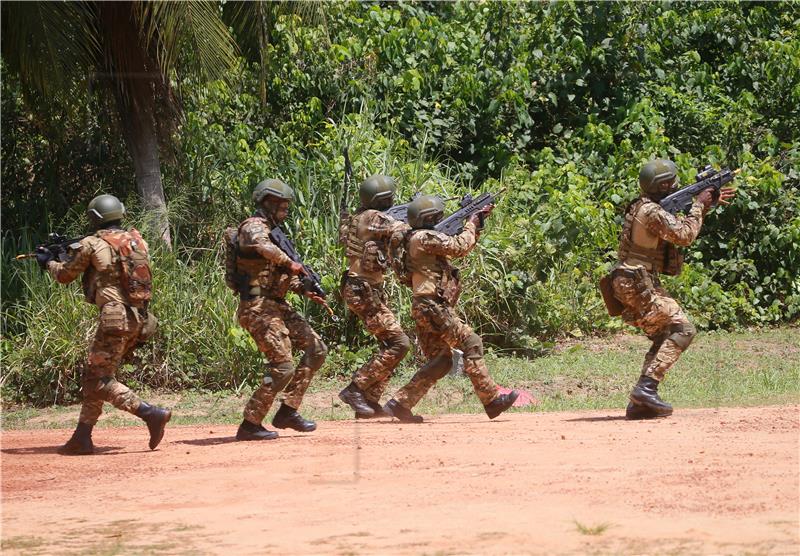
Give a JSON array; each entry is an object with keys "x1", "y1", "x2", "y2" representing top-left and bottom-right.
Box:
[{"x1": 2, "y1": 328, "x2": 798, "y2": 430}]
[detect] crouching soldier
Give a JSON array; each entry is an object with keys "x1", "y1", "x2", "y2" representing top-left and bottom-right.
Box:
[
  {"x1": 38, "y1": 194, "x2": 171, "y2": 455},
  {"x1": 606, "y1": 159, "x2": 735, "y2": 419},
  {"x1": 227, "y1": 179, "x2": 328, "y2": 441},
  {"x1": 338, "y1": 175, "x2": 411, "y2": 418},
  {"x1": 383, "y1": 196, "x2": 518, "y2": 422}
]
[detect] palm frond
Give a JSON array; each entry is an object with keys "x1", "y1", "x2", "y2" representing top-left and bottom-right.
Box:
[
  {"x1": 1, "y1": 1, "x2": 100, "y2": 99},
  {"x1": 135, "y1": 0, "x2": 238, "y2": 82}
]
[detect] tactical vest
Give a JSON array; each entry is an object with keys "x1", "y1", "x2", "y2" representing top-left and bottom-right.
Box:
[
  {"x1": 235, "y1": 216, "x2": 271, "y2": 280},
  {"x1": 407, "y1": 230, "x2": 461, "y2": 304},
  {"x1": 618, "y1": 199, "x2": 683, "y2": 276},
  {"x1": 233, "y1": 216, "x2": 295, "y2": 298},
  {"x1": 344, "y1": 210, "x2": 388, "y2": 275}
]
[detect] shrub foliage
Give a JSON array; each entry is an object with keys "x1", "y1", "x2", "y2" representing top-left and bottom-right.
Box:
[{"x1": 2, "y1": 2, "x2": 798, "y2": 404}]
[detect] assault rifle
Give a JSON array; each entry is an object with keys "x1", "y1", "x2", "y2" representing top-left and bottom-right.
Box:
[
  {"x1": 384, "y1": 193, "x2": 421, "y2": 222},
  {"x1": 659, "y1": 166, "x2": 740, "y2": 215},
  {"x1": 16, "y1": 232, "x2": 85, "y2": 263},
  {"x1": 434, "y1": 190, "x2": 504, "y2": 236},
  {"x1": 339, "y1": 147, "x2": 353, "y2": 219},
  {"x1": 268, "y1": 226, "x2": 337, "y2": 319}
]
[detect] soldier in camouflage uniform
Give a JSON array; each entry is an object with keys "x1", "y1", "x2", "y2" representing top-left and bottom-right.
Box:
[
  {"x1": 232, "y1": 179, "x2": 328, "y2": 441},
  {"x1": 38, "y1": 194, "x2": 171, "y2": 455},
  {"x1": 338, "y1": 175, "x2": 411, "y2": 418},
  {"x1": 608, "y1": 159, "x2": 736, "y2": 419},
  {"x1": 382, "y1": 196, "x2": 519, "y2": 423}
]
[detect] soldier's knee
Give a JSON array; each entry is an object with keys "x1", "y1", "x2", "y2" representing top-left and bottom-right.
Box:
[
  {"x1": 461, "y1": 333, "x2": 484, "y2": 360},
  {"x1": 267, "y1": 361, "x2": 295, "y2": 392},
  {"x1": 668, "y1": 323, "x2": 696, "y2": 350},
  {"x1": 305, "y1": 337, "x2": 328, "y2": 370}
]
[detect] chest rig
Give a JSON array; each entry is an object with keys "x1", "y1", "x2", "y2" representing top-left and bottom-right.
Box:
[{"x1": 618, "y1": 199, "x2": 683, "y2": 276}]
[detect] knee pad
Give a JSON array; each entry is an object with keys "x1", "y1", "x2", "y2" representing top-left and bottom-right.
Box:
[
  {"x1": 668, "y1": 323, "x2": 696, "y2": 350},
  {"x1": 426, "y1": 355, "x2": 452, "y2": 380},
  {"x1": 302, "y1": 338, "x2": 328, "y2": 371},
  {"x1": 386, "y1": 332, "x2": 411, "y2": 358},
  {"x1": 267, "y1": 361, "x2": 295, "y2": 392},
  {"x1": 461, "y1": 333, "x2": 484, "y2": 360}
]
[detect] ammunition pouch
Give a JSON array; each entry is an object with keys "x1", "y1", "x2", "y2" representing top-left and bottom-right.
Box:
[
  {"x1": 662, "y1": 244, "x2": 684, "y2": 276},
  {"x1": 437, "y1": 268, "x2": 461, "y2": 306},
  {"x1": 599, "y1": 273, "x2": 624, "y2": 317},
  {"x1": 361, "y1": 240, "x2": 388, "y2": 273}
]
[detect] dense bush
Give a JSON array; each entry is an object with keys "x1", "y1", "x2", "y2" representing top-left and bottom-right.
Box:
[{"x1": 2, "y1": 1, "x2": 798, "y2": 404}]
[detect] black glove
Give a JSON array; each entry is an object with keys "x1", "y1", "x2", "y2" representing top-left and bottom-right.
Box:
[{"x1": 35, "y1": 247, "x2": 54, "y2": 270}]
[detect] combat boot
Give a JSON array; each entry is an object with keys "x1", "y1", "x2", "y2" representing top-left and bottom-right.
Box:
[
  {"x1": 484, "y1": 390, "x2": 519, "y2": 419},
  {"x1": 356, "y1": 399, "x2": 390, "y2": 419},
  {"x1": 625, "y1": 401, "x2": 661, "y2": 420},
  {"x1": 135, "y1": 402, "x2": 172, "y2": 450},
  {"x1": 629, "y1": 376, "x2": 673, "y2": 417},
  {"x1": 58, "y1": 422, "x2": 94, "y2": 455},
  {"x1": 338, "y1": 382, "x2": 375, "y2": 417},
  {"x1": 383, "y1": 399, "x2": 424, "y2": 423},
  {"x1": 272, "y1": 403, "x2": 317, "y2": 432},
  {"x1": 236, "y1": 420, "x2": 279, "y2": 441}
]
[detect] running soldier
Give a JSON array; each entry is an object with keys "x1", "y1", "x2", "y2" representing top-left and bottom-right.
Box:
[
  {"x1": 338, "y1": 175, "x2": 411, "y2": 418},
  {"x1": 228, "y1": 179, "x2": 328, "y2": 441},
  {"x1": 382, "y1": 195, "x2": 519, "y2": 422},
  {"x1": 39, "y1": 194, "x2": 171, "y2": 455},
  {"x1": 606, "y1": 159, "x2": 735, "y2": 419}
]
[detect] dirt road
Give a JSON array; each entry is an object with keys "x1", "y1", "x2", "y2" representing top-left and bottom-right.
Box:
[{"x1": 2, "y1": 406, "x2": 798, "y2": 555}]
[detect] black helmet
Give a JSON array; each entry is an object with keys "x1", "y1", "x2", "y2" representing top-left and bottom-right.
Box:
[
  {"x1": 87, "y1": 194, "x2": 125, "y2": 229},
  {"x1": 407, "y1": 195, "x2": 445, "y2": 229}
]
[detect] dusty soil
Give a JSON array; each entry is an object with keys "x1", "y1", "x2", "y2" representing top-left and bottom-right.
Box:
[{"x1": 2, "y1": 406, "x2": 798, "y2": 555}]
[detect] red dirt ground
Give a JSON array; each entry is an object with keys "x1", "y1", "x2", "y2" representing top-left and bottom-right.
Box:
[{"x1": 2, "y1": 406, "x2": 798, "y2": 555}]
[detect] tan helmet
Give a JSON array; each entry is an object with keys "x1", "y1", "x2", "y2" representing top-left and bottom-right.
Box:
[
  {"x1": 87, "y1": 194, "x2": 125, "y2": 229},
  {"x1": 359, "y1": 175, "x2": 396, "y2": 209},
  {"x1": 639, "y1": 159, "x2": 678, "y2": 199},
  {"x1": 407, "y1": 195, "x2": 445, "y2": 229},
  {"x1": 252, "y1": 179, "x2": 294, "y2": 205}
]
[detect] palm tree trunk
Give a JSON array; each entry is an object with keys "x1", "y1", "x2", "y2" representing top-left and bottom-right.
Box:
[
  {"x1": 117, "y1": 94, "x2": 171, "y2": 246},
  {"x1": 98, "y1": 1, "x2": 171, "y2": 246}
]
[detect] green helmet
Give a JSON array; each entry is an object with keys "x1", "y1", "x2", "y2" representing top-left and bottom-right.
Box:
[
  {"x1": 359, "y1": 175, "x2": 396, "y2": 209},
  {"x1": 87, "y1": 194, "x2": 125, "y2": 228},
  {"x1": 407, "y1": 195, "x2": 445, "y2": 229},
  {"x1": 252, "y1": 179, "x2": 294, "y2": 205},
  {"x1": 639, "y1": 159, "x2": 678, "y2": 199}
]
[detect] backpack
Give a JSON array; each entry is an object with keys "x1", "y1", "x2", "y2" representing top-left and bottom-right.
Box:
[{"x1": 102, "y1": 228, "x2": 152, "y2": 308}]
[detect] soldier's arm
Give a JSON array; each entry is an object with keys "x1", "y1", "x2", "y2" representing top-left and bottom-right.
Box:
[
  {"x1": 47, "y1": 240, "x2": 93, "y2": 284},
  {"x1": 640, "y1": 202, "x2": 704, "y2": 247},
  {"x1": 371, "y1": 212, "x2": 411, "y2": 240},
  {"x1": 240, "y1": 221, "x2": 293, "y2": 267},
  {"x1": 418, "y1": 221, "x2": 478, "y2": 258}
]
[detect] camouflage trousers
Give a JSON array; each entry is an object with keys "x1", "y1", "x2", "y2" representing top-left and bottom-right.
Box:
[
  {"x1": 80, "y1": 302, "x2": 157, "y2": 425},
  {"x1": 393, "y1": 296, "x2": 499, "y2": 410},
  {"x1": 238, "y1": 297, "x2": 328, "y2": 424},
  {"x1": 612, "y1": 270, "x2": 696, "y2": 382},
  {"x1": 342, "y1": 276, "x2": 409, "y2": 403}
]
